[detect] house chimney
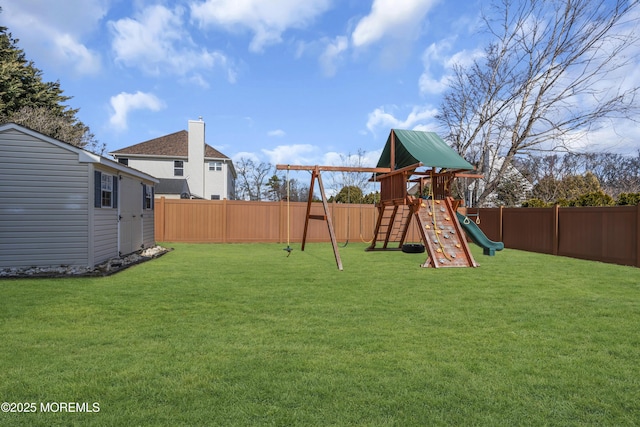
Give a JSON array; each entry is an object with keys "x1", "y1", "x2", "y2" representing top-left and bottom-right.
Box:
[{"x1": 188, "y1": 118, "x2": 205, "y2": 198}]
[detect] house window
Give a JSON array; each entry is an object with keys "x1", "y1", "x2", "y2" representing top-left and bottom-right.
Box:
[
  {"x1": 143, "y1": 184, "x2": 154, "y2": 210},
  {"x1": 94, "y1": 171, "x2": 118, "y2": 209},
  {"x1": 118, "y1": 158, "x2": 129, "y2": 166},
  {"x1": 209, "y1": 161, "x2": 222, "y2": 171},
  {"x1": 174, "y1": 160, "x2": 184, "y2": 176},
  {"x1": 211, "y1": 195, "x2": 220, "y2": 200}
]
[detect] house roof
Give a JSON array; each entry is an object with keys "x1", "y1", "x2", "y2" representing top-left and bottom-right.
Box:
[
  {"x1": 376, "y1": 129, "x2": 474, "y2": 171},
  {"x1": 110, "y1": 130, "x2": 230, "y2": 159},
  {"x1": 155, "y1": 178, "x2": 191, "y2": 198}
]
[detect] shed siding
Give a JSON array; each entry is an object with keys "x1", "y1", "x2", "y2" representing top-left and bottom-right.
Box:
[
  {"x1": 93, "y1": 207, "x2": 119, "y2": 264},
  {"x1": 143, "y1": 211, "x2": 155, "y2": 247},
  {"x1": 0, "y1": 129, "x2": 90, "y2": 268}
]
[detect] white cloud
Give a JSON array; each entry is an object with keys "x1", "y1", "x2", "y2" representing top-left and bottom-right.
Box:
[
  {"x1": 232, "y1": 151, "x2": 261, "y2": 164},
  {"x1": 418, "y1": 38, "x2": 484, "y2": 95},
  {"x1": 319, "y1": 36, "x2": 349, "y2": 77},
  {"x1": 54, "y1": 33, "x2": 102, "y2": 75},
  {"x1": 555, "y1": 119, "x2": 640, "y2": 155},
  {"x1": 109, "y1": 4, "x2": 235, "y2": 82},
  {"x1": 366, "y1": 105, "x2": 439, "y2": 135},
  {"x1": 268, "y1": 129, "x2": 286, "y2": 137},
  {"x1": 418, "y1": 73, "x2": 451, "y2": 95},
  {"x1": 321, "y1": 149, "x2": 382, "y2": 168},
  {"x1": 109, "y1": 91, "x2": 165, "y2": 131},
  {"x1": 1, "y1": 0, "x2": 104, "y2": 75},
  {"x1": 351, "y1": 0, "x2": 437, "y2": 48},
  {"x1": 190, "y1": 0, "x2": 332, "y2": 53},
  {"x1": 262, "y1": 144, "x2": 319, "y2": 165}
]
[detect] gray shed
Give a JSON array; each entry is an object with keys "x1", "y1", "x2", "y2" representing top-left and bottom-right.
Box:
[{"x1": 0, "y1": 123, "x2": 159, "y2": 269}]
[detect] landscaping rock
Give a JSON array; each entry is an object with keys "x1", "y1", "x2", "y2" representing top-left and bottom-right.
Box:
[{"x1": 0, "y1": 246, "x2": 171, "y2": 278}]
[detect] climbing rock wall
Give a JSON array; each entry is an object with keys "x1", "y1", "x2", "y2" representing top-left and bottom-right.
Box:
[{"x1": 417, "y1": 198, "x2": 477, "y2": 268}]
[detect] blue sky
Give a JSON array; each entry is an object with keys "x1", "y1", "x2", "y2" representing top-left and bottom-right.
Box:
[{"x1": 1, "y1": 0, "x2": 638, "y2": 176}]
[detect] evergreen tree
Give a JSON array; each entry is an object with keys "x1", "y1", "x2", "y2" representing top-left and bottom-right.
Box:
[{"x1": 0, "y1": 23, "x2": 99, "y2": 151}]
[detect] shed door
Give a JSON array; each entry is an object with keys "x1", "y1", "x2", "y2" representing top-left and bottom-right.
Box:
[{"x1": 119, "y1": 176, "x2": 143, "y2": 255}]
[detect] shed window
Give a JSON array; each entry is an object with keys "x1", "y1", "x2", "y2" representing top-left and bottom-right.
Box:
[
  {"x1": 94, "y1": 171, "x2": 118, "y2": 209},
  {"x1": 143, "y1": 184, "x2": 154, "y2": 210},
  {"x1": 118, "y1": 158, "x2": 129, "y2": 166},
  {"x1": 211, "y1": 194, "x2": 220, "y2": 200},
  {"x1": 174, "y1": 160, "x2": 184, "y2": 176},
  {"x1": 209, "y1": 161, "x2": 222, "y2": 171},
  {"x1": 101, "y1": 174, "x2": 113, "y2": 207}
]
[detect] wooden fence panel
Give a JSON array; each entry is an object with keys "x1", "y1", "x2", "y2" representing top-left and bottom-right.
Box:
[
  {"x1": 501, "y1": 207, "x2": 556, "y2": 254},
  {"x1": 226, "y1": 201, "x2": 281, "y2": 242},
  {"x1": 155, "y1": 198, "x2": 639, "y2": 268},
  {"x1": 470, "y1": 204, "x2": 639, "y2": 268},
  {"x1": 160, "y1": 199, "x2": 226, "y2": 242},
  {"x1": 155, "y1": 198, "x2": 381, "y2": 244},
  {"x1": 466, "y1": 208, "x2": 502, "y2": 242},
  {"x1": 558, "y1": 206, "x2": 638, "y2": 267}
]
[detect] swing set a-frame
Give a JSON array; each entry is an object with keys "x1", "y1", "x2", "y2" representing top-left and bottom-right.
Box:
[{"x1": 276, "y1": 129, "x2": 483, "y2": 270}]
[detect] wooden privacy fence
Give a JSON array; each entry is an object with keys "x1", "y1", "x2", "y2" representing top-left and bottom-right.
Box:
[
  {"x1": 154, "y1": 197, "x2": 424, "y2": 245},
  {"x1": 466, "y1": 205, "x2": 640, "y2": 268},
  {"x1": 155, "y1": 198, "x2": 640, "y2": 268}
]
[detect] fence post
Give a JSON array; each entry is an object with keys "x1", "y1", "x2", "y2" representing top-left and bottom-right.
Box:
[
  {"x1": 222, "y1": 199, "x2": 227, "y2": 243},
  {"x1": 279, "y1": 199, "x2": 284, "y2": 245},
  {"x1": 498, "y1": 205, "x2": 504, "y2": 243},
  {"x1": 552, "y1": 204, "x2": 559, "y2": 256},
  {"x1": 156, "y1": 196, "x2": 165, "y2": 242}
]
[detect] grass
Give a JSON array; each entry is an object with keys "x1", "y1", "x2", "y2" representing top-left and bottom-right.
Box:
[{"x1": 1, "y1": 242, "x2": 640, "y2": 426}]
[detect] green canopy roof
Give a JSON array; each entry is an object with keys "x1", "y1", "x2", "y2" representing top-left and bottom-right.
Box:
[{"x1": 376, "y1": 129, "x2": 474, "y2": 171}]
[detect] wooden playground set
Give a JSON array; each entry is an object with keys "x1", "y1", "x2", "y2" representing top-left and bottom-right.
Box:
[{"x1": 276, "y1": 129, "x2": 503, "y2": 270}]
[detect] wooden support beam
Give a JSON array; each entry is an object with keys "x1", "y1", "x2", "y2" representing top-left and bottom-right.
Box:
[
  {"x1": 374, "y1": 162, "x2": 422, "y2": 180},
  {"x1": 276, "y1": 164, "x2": 391, "y2": 173},
  {"x1": 316, "y1": 170, "x2": 343, "y2": 271},
  {"x1": 366, "y1": 205, "x2": 385, "y2": 251},
  {"x1": 299, "y1": 166, "x2": 343, "y2": 271},
  {"x1": 390, "y1": 130, "x2": 396, "y2": 171},
  {"x1": 301, "y1": 169, "x2": 317, "y2": 251}
]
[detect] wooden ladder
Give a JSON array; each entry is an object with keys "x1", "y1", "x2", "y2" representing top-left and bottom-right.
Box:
[{"x1": 367, "y1": 202, "x2": 413, "y2": 250}]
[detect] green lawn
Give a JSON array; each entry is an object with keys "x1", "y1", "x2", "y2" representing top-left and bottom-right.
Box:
[{"x1": 1, "y1": 242, "x2": 639, "y2": 426}]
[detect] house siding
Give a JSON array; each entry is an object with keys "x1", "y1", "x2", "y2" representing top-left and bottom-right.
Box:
[
  {"x1": 0, "y1": 129, "x2": 90, "y2": 268},
  {"x1": 202, "y1": 160, "x2": 236, "y2": 200},
  {"x1": 128, "y1": 157, "x2": 181, "y2": 178}
]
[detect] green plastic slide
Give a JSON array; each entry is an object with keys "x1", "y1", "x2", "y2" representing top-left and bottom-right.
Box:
[{"x1": 455, "y1": 212, "x2": 504, "y2": 256}]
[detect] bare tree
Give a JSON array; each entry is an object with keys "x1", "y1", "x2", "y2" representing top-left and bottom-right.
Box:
[
  {"x1": 1, "y1": 106, "x2": 104, "y2": 154},
  {"x1": 235, "y1": 157, "x2": 273, "y2": 201},
  {"x1": 287, "y1": 178, "x2": 311, "y2": 202},
  {"x1": 438, "y1": 0, "x2": 639, "y2": 206},
  {"x1": 520, "y1": 151, "x2": 640, "y2": 199},
  {"x1": 328, "y1": 149, "x2": 374, "y2": 200}
]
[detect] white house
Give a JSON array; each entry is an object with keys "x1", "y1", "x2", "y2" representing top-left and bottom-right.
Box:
[
  {"x1": 466, "y1": 146, "x2": 533, "y2": 207},
  {"x1": 110, "y1": 119, "x2": 236, "y2": 200},
  {"x1": 0, "y1": 123, "x2": 159, "y2": 269}
]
